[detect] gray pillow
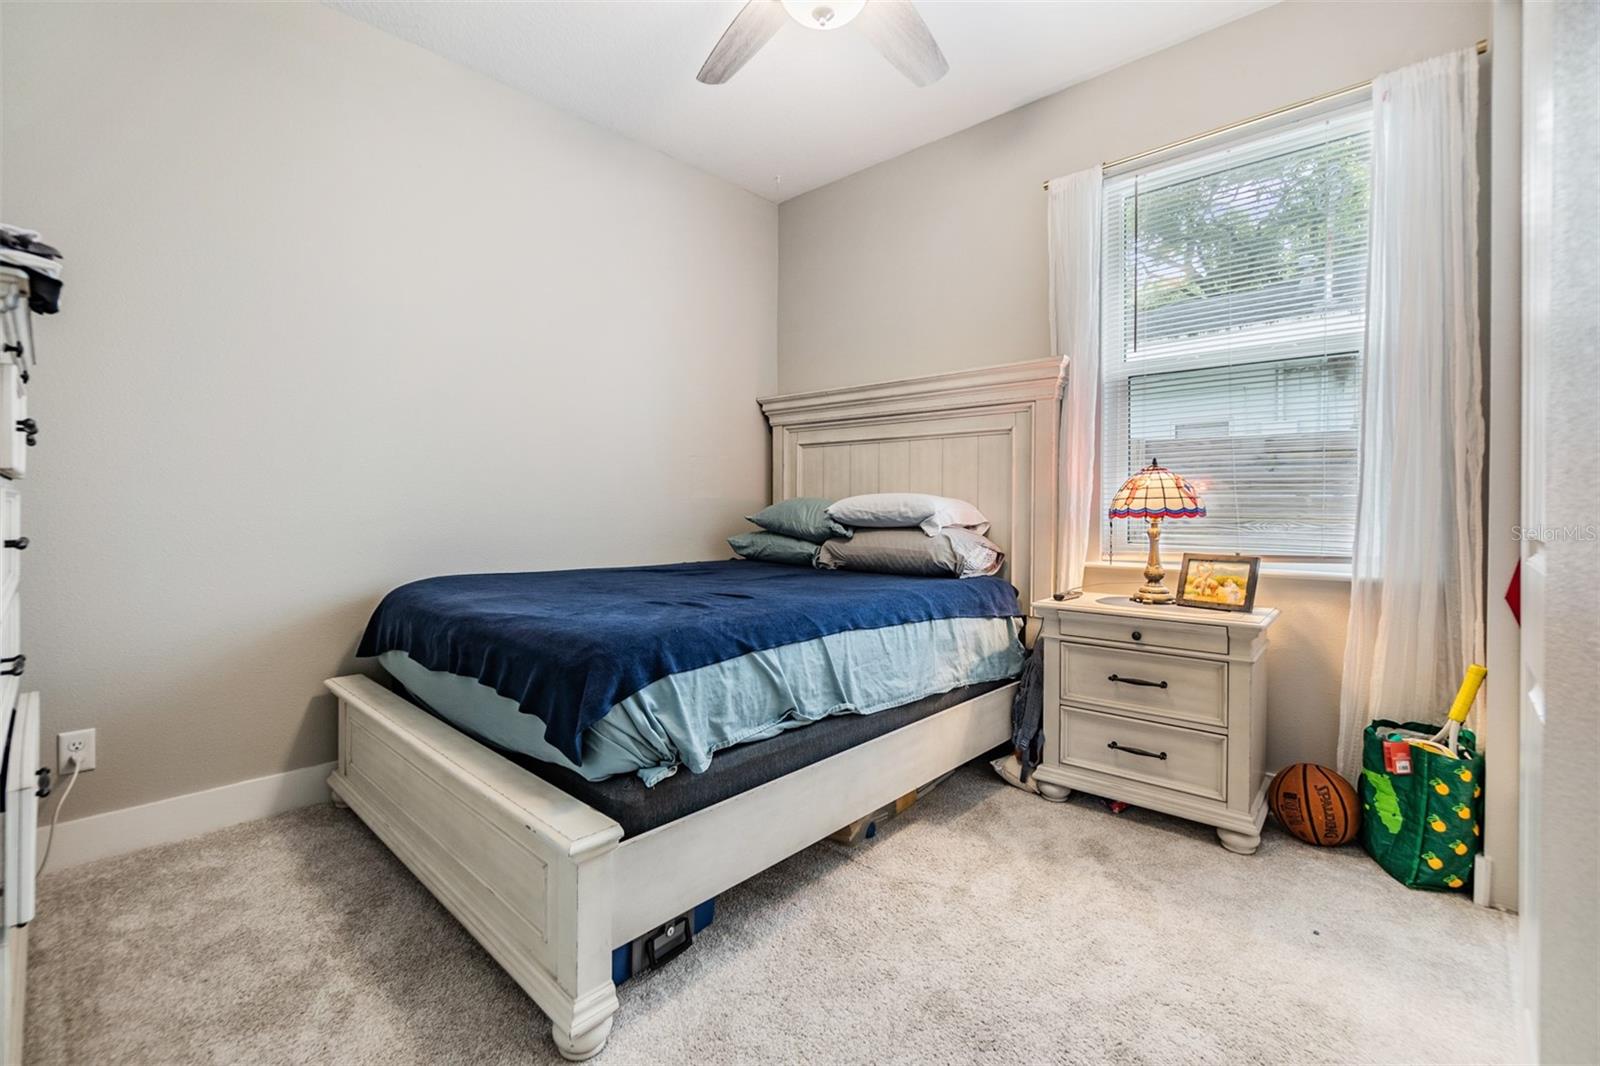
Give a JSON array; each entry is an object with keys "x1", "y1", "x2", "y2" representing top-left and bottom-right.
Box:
[
  {"x1": 728, "y1": 530, "x2": 820, "y2": 568},
  {"x1": 746, "y1": 497, "x2": 852, "y2": 544},
  {"x1": 815, "y1": 527, "x2": 1004, "y2": 578}
]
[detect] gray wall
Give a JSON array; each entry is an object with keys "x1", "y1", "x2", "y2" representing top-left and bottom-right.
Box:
[
  {"x1": 776, "y1": 0, "x2": 1491, "y2": 772},
  {"x1": 1, "y1": 2, "x2": 778, "y2": 819}
]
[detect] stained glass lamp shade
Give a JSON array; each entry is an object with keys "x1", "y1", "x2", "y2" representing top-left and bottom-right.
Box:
[{"x1": 1109, "y1": 461, "x2": 1206, "y2": 604}]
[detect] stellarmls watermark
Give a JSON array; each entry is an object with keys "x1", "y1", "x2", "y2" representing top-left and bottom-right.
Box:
[{"x1": 1511, "y1": 524, "x2": 1599, "y2": 542}]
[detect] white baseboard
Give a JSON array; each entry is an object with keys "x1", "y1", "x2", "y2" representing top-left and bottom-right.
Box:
[
  {"x1": 38, "y1": 761, "x2": 337, "y2": 872},
  {"x1": 1473, "y1": 854, "x2": 1494, "y2": 907}
]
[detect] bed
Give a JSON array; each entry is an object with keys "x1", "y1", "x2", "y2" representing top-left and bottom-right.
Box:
[{"x1": 324, "y1": 358, "x2": 1065, "y2": 1059}]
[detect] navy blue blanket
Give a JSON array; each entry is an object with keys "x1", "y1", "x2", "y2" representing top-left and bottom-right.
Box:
[{"x1": 358, "y1": 560, "x2": 1020, "y2": 764}]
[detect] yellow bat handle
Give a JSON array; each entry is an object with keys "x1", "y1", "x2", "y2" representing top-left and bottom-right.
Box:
[{"x1": 1448, "y1": 664, "x2": 1487, "y2": 723}]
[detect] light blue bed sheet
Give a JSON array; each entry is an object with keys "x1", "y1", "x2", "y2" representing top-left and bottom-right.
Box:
[{"x1": 379, "y1": 616, "x2": 1023, "y2": 787}]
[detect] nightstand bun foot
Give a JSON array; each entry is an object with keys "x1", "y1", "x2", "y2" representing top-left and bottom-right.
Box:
[
  {"x1": 1216, "y1": 827, "x2": 1260, "y2": 855},
  {"x1": 553, "y1": 1016, "x2": 613, "y2": 1061},
  {"x1": 1035, "y1": 781, "x2": 1072, "y2": 803}
]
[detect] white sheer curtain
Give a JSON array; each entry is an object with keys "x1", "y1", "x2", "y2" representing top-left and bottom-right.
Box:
[
  {"x1": 1336, "y1": 48, "x2": 1485, "y2": 778},
  {"x1": 1046, "y1": 167, "x2": 1102, "y2": 598}
]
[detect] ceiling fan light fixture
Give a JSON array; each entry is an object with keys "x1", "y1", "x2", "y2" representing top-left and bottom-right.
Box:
[
  {"x1": 699, "y1": 0, "x2": 944, "y2": 87},
  {"x1": 780, "y1": 0, "x2": 865, "y2": 31}
]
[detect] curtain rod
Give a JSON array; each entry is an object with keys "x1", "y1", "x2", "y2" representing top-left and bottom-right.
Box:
[{"x1": 1042, "y1": 38, "x2": 1489, "y2": 190}]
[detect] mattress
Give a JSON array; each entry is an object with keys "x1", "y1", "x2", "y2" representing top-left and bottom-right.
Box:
[
  {"x1": 381, "y1": 614, "x2": 1024, "y2": 785},
  {"x1": 447, "y1": 678, "x2": 1014, "y2": 838}
]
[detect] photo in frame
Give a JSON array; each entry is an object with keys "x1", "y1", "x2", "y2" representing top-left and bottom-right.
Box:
[{"x1": 1175, "y1": 553, "x2": 1261, "y2": 612}]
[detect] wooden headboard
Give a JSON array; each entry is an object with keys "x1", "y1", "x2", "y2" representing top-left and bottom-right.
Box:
[{"x1": 757, "y1": 359, "x2": 1066, "y2": 611}]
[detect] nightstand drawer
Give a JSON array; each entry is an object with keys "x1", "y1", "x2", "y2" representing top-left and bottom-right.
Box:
[
  {"x1": 1061, "y1": 643, "x2": 1226, "y2": 728},
  {"x1": 1054, "y1": 611, "x2": 1227, "y2": 655},
  {"x1": 1060, "y1": 705, "x2": 1227, "y2": 801}
]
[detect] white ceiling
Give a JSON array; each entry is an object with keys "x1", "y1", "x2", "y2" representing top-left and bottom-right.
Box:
[{"x1": 331, "y1": 1, "x2": 1274, "y2": 202}]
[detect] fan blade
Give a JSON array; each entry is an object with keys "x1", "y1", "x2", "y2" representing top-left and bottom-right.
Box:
[
  {"x1": 697, "y1": 0, "x2": 787, "y2": 84},
  {"x1": 854, "y1": 0, "x2": 948, "y2": 87}
]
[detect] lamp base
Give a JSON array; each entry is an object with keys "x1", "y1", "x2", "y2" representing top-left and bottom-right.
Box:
[
  {"x1": 1130, "y1": 516, "x2": 1173, "y2": 604},
  {"x1": 1130, "y1": 582, "x2": 1174, "y2": 605}
]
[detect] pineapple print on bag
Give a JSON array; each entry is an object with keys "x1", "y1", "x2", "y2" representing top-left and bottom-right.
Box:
[
  {"x1": 1457, "y1": 767, "x2": 1473, "y2": 783},
  {"x1": 1453, "y1": 802, "x2": 1473, "y2": 821},
  {"x1": 1430, "y1": 777, "x2": 1450, "y2": 795},
  {"x1": 1445, "y1": 875, "x2": 1465, "y2": 888},
  {"x1": 1450, "y1": 840, "x2": 1470, "y2": 856},
  {"x1": 1428, "y1": 814, "x2": 1447, "y2": 832},
  {"x1": 1423, "y1": 851, "x2": 1444, "y2": 871}
]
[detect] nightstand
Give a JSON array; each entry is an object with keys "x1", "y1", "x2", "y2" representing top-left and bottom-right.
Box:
[{"x1": 1031, "y1": 593, "x2": 1279, "y2": 853}]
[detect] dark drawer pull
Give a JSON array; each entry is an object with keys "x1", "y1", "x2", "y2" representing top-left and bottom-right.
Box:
[
  {"x1": 1107, "y1": 740, "x2": 1167, "y2": 760},
  {"x1": 1, "y1": 653, "x2": 24, "y2": 676},
  {"x1": 15, "y1": 418, "x2": 36, "y2": 447},
  {"x1": 1108, "y1": 673, "x2": 1167, "y2": 689},
  {"x1": 4, "y1": 537, "x2": 26, "y2": 551}
]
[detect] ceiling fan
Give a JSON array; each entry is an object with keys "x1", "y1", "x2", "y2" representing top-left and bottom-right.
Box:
[{"x1": 697, "y1": 0, "x2": 949, "y2": 87}]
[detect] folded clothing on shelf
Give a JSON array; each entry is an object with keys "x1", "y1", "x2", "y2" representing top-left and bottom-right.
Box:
[{"x1": 0, "y1": 224, "x2": 63, "y2": 314}]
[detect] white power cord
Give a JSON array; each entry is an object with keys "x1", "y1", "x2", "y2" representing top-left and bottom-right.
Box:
[{"x1": 36, "y1": 753, "x2": 82, "y2": 878}]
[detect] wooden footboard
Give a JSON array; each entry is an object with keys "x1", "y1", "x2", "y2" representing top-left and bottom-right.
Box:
[
  {"x1": 327, "y1": 673, "x2": 1016, "y2": 1060},
  {"x1": 326, "y1": 676, "x2": 623, "y2": 1060}
]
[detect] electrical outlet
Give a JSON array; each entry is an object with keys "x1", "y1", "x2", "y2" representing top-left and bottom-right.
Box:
[{"x1": 57, "y1": 728, "x2": 96, "y2": 773}]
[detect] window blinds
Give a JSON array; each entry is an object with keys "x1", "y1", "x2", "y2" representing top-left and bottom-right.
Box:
[{"x1": 1100, "y1": 104, "x2": 1373, "y2": 561}]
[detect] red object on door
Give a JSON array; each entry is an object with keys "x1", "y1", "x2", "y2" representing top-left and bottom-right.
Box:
[{"x1": 1505, "y1": 561, "x2": 1521, "y2": 625}]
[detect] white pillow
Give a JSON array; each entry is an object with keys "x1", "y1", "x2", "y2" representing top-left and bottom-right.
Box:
[{"x1": 826, "y1": 493, "x2": 991, "y2": 537}]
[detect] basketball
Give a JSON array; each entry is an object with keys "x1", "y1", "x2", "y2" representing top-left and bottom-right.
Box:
[{"x1": 1269, "y1": 763, "x2": 1359, "y2": 846}]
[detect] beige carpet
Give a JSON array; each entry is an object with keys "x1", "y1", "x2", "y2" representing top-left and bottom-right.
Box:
[{"x1": 26, "y1": 764, "x2": 1518, "y2": 1065}]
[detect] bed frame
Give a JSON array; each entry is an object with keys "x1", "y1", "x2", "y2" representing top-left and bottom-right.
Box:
[{"x1": 325, "y1": 359, "x2": 1065, "y2": 1059}]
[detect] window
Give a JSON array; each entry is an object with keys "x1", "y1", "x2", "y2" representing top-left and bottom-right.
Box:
[{"x1": 1099, "y1": 104, "x2": 1372, "y2": 563}]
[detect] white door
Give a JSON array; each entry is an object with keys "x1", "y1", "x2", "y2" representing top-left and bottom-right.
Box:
[{"x1": 1517, "y1": 1, "x2": 1600, "y2": 1062}]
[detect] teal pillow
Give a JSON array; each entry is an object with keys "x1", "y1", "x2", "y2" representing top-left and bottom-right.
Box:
[
  {"x1": 728, "y1": 531, "x2": 820, "y2": 567},
  {"x1": 746, "y1": 497, "x2": 851, "y2": 544}
]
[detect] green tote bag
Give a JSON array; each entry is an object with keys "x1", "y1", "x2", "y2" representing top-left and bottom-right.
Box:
[{"x1": 1359, "y1": 720, "x2": 1484, "y2": 892}]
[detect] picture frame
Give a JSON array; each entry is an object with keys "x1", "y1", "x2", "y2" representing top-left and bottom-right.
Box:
[{"x1": 1175, "y1": 553, "x2": 1261, "y2": 612}]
